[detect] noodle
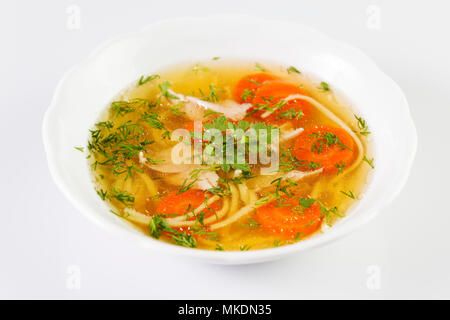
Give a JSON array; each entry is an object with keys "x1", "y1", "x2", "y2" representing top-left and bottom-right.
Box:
[
  {"x1": 124, "y1": 197, "x2": 230, "y2": 228},
  {"x1": 169, "y1": 195, "x2": 221, "y2": 222},
  {"x1": 166, "y1": 197, "x2": 230, "y2": 227},
  {"x1": 238, "y1": 183, "x2": 250, "y2": 205},
  {"x1": 280, "y1": 127, "x2": 304, "y2": 142},
  {"x1": 123, "y1": 207, "x2": 151, "y2": 225},
  {"x1": 228, "y1": 183, "x2": 240, "y2": 215},
  {"x1": 210, "y1": 196, "x2": 273, "y2": 230}
]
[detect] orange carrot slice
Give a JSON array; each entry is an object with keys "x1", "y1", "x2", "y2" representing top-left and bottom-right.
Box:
[
  {"x1": 234, "y1": 73, "x2": 277, "y2": 103},
  {"x1": 294, "y1": 125, "x2": 355, "y2": 173},
  {"x1": 156, "y1": 189, "x2": 221, "y2": 219},
  {"x1": 255, "y1": 196, "x2": 322, "y2": 239},
  {"x1": 251, "y1": 80, "x2": 311, "y2": 125},
  {"x1": 156, "y1": 189, "x2": 221, "y2": 239}
]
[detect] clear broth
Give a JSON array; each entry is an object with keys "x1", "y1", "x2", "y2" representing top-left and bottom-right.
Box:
[{"x1": 88, "y1": 59, "x2": 373, "y2": 251}]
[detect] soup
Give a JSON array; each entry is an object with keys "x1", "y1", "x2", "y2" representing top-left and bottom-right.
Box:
[{"x1": 83, "y1": 59, "x2": 374, "y2": 251}]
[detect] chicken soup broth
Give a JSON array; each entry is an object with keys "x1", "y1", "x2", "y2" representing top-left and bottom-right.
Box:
[{"x1": 87, "y1": 60, "x2": 373, "y2": 251}]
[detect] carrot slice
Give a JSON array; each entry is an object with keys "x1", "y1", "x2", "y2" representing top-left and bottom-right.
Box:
[
  {"x1": 251, "y1": 80, "x2": 311, "y2": 125},
  {"x1": 156, "y1": 189, "x2": 221, "y2": 219},
  {"x1": 234, "y1": 73, "x2": 277, "y2": 103},
  {"x1": 156, "y1": 189, "x2": 221, "y2": 239},
  {"x1": 255, "y1": 196, "x2": 322, "y2": 239},
  {"x1": 294, "y1": 125, "x2": 355, "y2": 173}
]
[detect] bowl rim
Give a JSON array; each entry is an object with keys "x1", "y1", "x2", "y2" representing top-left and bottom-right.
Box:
[{"x1": 42, "y1": 14, "x2": 417, "y2": 264}]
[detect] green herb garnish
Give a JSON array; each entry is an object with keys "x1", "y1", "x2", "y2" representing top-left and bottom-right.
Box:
[
  {"x1": 239, "y1": 244, "x2": 251, "y2": 251},
  {"x1": 149, "y1": 215, "x2": 197, "y2": 248},
  {"x1": 319, "y1": 81, "x2": 330, "y2": 92},
  {"x1": 240, "y1": 88, "x2": 255, "y2": 101},
  {"x1": 239, "y1": 219, "x2": 261, "y2": 229},
  {"x1": 110, "y1": 189, "x2": 135, "y2": 207},
  {"x1": 138, "y1": 74, "x2": 160, "y2": 86},
  {"x1": 159, "y1": 81, "x2": 179, "y2": 99},
  {"x1": 255, "y1": 62, "x2": 266, "y2": 72},
  {"x1": 299, "y1": 197, "x2": 315, "y2": 208},
  {"x1": 340, "y1": 190, "x2": 355, "y2": 199},
  {"x1": 309, "y1": 131, "x2": 351, "y2": 154},
  {"x1": 287, "y1": 66, "x2": 301, "y2": 74},
  {"x1": 96, "y1": 188, "x2": 109, "y2": 200},
  {"x1": 335, "y1": 161, "x2": 346, "y2": 175},
  {"x1": 192, "y1": 63, "x2": 211, "y2": 73},
  {"x1": 354, "y1": 115, "x2": 371, "y2": 136},
  {"x1": 169, "y1": 101, "x2": 186, "y2": 116},
  {"x1": 363, "y1": 156, "x2": 375, "y2": 169}
]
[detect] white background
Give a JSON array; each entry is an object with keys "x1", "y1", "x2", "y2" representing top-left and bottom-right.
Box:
[{"x1": 1, "y1": 0, "x2": 449, "y2": 299}]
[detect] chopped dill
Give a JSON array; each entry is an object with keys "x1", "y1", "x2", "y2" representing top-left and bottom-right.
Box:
[
  {"x1": 110, "y1": 189, "x2": 135, "y2": 207},
  {"x1": 363, "y1": 156, "x2": 375, "y2": 169},
  {"x1": 96, "y1": 121, "x2": 114, "y2": 130},
  {"x1": 149, "y1": 215, "x2": 197, "y2": 248},
  {"x1": 335, "y1": 161, "x2": 347, "y2": 175},
  {"x1": 192, "y1": 63, "x2": 211, "y2": 73},
  {"x1": 199, "y1": 84, "x2": 225, "y2": 102},
  {"x1": 298, "y1": 196, "x2": 341, "y2": 225},
  {"x1": 96, "y1": 188, "x2": 109, "y2": 201},
  {"x1": 138, "y1": 74, "x2": 160, "y2": 86},
  {"x1": 276, "y1": 107, "x2": 303, "y2": 120},
  {"x1": 245, "y1": 78, "x2": 261, "y2": 86},
  {"x1": 140, "y1": 112, "x2": 165, "y2": 130},
  {"x1": 239, "y1": 219, "x2": 261, "y2": 229},
  {"x1": 305, "y1": 220, "x2": 315, "y2": 227},
  {"x1": 287, "y1": 66, "x2": 301, "y2": 74},
  {"x1": 272, "y1": 239, "x2": 283, "y2": 247},
  {"x1": 239, "y1": 244, "x2": 251, "y2": 251},
  {"x1": 354, "y1": 115, "x2": 371, "y2": 136},
  {"x1": 110, "y1": 100, "x2": 142, "y2": 116},
  {"x1": 340, "y1": 190, "x2": 355, "y2": 199},
  {"x1": 255, "y1": 62, "x2": 266, "y2": 72},
  {"x1": 110, "y1": 209, "x2": 128, "y2": 218},
  {"x1": 319, "y1": 81, "x2": 330, "y2": 91},
  {"x1": 255, "y1": 197, "x2": 271, "y2": 206},
  {"x1": 240, "y1": 88, "x2": 255, "y2": 101},
  {"x1": 299, "y1": 197, "x2": 315, "y2": 208},
  {"x1": 294, "y1": 232, "x2": 304, "y2": 240},
  {"x1": 169, "y1": 101, "x2": 187, "y2": 116},
  {"x1": 309, "y1": 131, "x2": 352, "y2": 154},
  {"x1": 204, "y1": 109, "x2": 222, "y2": 117},
  {"x1": 158, "y1": 81, "x2": 179, "y2": 99}
]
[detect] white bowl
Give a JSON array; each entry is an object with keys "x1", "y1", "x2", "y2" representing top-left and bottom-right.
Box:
[{"x1": 42, "y1": 15, "x2": 417, "y2": 264}]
